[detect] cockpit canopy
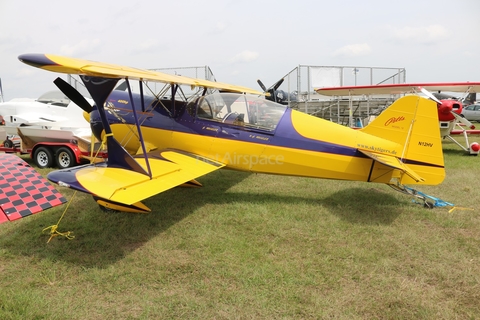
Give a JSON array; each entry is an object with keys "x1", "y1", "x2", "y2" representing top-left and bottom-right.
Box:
[
  {"x1": 37, "y1": 90, "x2": 70, "y2": 107},
  {"x1": 188, "y1": 93, "x2": 287, "y2": 131}
]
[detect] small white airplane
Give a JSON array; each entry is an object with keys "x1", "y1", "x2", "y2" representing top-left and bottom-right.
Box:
[{"x1": 0, "y1": 78, "x2": 92, "y2": 147}]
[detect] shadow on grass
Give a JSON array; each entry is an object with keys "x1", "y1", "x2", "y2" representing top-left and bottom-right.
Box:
[
  {"x1": 1, "y1": 171, "x2": 403, "y2": 268},
  {"x1": 323, "y1": 187, "x2": 403, "y2": 225},
  {"x1": 0, "y1": 170, "x2": 251, "y2": 268}
]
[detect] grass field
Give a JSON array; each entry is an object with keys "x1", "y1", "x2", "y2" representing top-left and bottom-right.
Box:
[{"x1": 1, "y1": 137, "x2": 479, "y2": 319}]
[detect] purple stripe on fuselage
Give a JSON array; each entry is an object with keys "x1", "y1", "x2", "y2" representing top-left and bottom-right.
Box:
[
  {"x1": 270, "y1": 108, "x2": 359, "y2": 157},
  {"x1": 100, "y1": 91, "x2": 362, "y2": 158},
  {"x1": 402, "y1": 158, "x2": 444, "y2": 169}
]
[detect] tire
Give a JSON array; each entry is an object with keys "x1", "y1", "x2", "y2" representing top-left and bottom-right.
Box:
[
  {"x1": 55, "y1": 147, "x2": 76, "y2": 169},
  {"x1": 3, "y1": 139, "x2": 13, "y2": 148},
  {"x1": 98, "y1": 204, "x2": 119, "y2": 213},
  {"x1": 93, "y1": 196, "x2": 119, "y2": 213},
  {"x1": 424, "y1": 201, "x2": 434, "y2": 209},
  {"x1": 33, "y1": 147, "x2": 53, "y2": 168}
]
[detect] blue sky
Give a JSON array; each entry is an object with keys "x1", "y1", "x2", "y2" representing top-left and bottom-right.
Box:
[{"x1": 1, "y1": 0, "x2": 479, "y2": 100}]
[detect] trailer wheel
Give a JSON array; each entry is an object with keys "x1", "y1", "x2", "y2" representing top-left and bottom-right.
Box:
[
  {"x1": 34, "y1": 147, "x2": 53, "y2": 168},
  {"x1": 3, "y1": 139, "x2": 13, "y2": 148},
  {"x1": 55, "y1": 147, "x2": 76, "y2": 169}
]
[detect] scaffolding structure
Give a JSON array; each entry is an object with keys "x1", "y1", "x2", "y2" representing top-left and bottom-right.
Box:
[
  {"x1": 275, "y1": 65, "x2": 406, "y2": 126},
  {"x1": 68, "y1": 66, "x2": 216, "y2": 100},
  {"x1": 68, "y1": 64, "x2": 406, "y2": 126}
]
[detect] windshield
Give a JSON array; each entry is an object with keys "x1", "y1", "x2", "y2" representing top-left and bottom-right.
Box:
[
  {"x1": 37, "y1": 90, "x2": 70, "y2": 107},
  {"x1": 193, "y1": 93, "x2": 287, "y2": 131}
]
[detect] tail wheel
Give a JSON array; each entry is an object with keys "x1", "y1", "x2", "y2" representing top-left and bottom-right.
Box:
[
  {"x1": 55, "y1": 147, "x2": 76, "y2": 169},
  {"x1": 33, "y1": 147, "x2": 53, "y2": 168}
]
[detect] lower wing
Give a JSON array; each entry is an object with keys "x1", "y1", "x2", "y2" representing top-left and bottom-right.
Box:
[
  {"x1": 47, "y1": 150, "x2": 225, "y2": 210},
  {"x1": 0, "y1": 153, "x2": 66, "y2": 223}
]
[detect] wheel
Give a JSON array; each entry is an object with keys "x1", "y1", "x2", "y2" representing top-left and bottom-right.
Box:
[
  {"x1": 93, "y1": 196, "x2": 120, "y2": 213},
  {"x1": 33, "y1": 147, "x2": 53, "y2": 168},
  {"x1": 55, "y1": 147, "x2": 76, "y2": 169},
  {"x1": 3, "y1": 139, "x2": 13, "y2": 148},
  {"x1": 424, "y1": 201, "x2": 434, "y2": 209},
  {"x1": 98, "y1": 204, "x2": 119, "y2": 213}
]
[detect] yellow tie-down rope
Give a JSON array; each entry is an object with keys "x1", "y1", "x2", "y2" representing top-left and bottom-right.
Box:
[
  {"x1": 42, "y1": 132, "x2": 113, "y2": 242},
  {"x1": 42, "y1": 191, "x2": 77, "y2": 243},
  {"x1": 448, "y1": 206, "x2": 475, "y2": 214}
]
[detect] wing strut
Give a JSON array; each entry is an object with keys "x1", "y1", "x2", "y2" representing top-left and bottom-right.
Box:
[
  {"x1": 81, "y1": 76, "x2": 148, "y2": 175},
  {"x1": 126, "y1": 79, "x2": 152, "y2": 178},
  {"x1": 171, "y1": 84, "x2": 178, "y2": 117}
]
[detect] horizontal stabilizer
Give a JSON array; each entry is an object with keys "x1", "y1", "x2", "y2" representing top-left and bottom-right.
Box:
[
  {"x1": 359, "y1": 150, "x2": 424, "y2": 182},
  {"x1": 48, "y1": 150, "x2": 225, "y2": 205},
  {"x1": 0, "y1": 153, "x2": 66, "y2": 223}
]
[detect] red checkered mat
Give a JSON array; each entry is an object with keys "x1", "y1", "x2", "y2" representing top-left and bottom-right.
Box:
[{"x1": 0, "y1": 153, "x2": 66, "y2": 223}]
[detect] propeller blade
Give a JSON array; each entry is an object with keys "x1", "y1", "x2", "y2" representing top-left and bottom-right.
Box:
[
  {"x1": 53, "y1": 77, "x2": 93, "y2": 113},
  {"x1": 272, "y1": 78, "x2": 284, "y2": 91},
  {"x1": 419, "y1": 87, "x2": 442, "y2": 105},
  {"x1": 257, "y1": 79, "x2": 267, "y2": 92}
]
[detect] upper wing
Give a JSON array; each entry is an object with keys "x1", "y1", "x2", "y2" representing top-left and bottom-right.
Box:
[
  {"x1": 316, "y1": 82, "x2": 480, "y2": 96},
  {"x1": 0, "y1": 153, "x2": 66, "y2": 223},
  {"x1": 18, "y1": 53, "x2": 264, "y2": 95},
  {"x1": 47, "y1": 150, "x2": 225, "y2": 206}
]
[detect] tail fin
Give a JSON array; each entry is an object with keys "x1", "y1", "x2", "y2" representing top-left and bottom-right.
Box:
[
  {"x1": 464, "y1": 92, "x2": 476, "y2": 105},
  {"x1": 360, "y1": 95, "x2": 445, "y2": 185}
]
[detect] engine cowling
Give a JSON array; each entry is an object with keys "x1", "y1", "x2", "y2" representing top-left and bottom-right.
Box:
[{"x1": 437, "y1": 99, "x2": 462, "y2": 122}]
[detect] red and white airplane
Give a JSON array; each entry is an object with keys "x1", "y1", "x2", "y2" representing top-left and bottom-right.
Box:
[{"x1": 316, "y1": 82, "x2": 480, "y2": 155}]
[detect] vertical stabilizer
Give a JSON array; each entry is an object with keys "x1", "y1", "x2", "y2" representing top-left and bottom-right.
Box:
[
  {"x1": 464, "y1": 92, "x2": 476, "y2": 105},
  {"x1": 360, "y1": 95, "x2": 445, "y2": 185}
]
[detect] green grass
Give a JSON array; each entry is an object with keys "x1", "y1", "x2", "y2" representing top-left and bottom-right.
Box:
[{"x1": 1, "y1": 137, "x2": 480, "y2": 319}]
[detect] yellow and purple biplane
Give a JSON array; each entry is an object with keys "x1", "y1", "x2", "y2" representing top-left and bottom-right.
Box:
[{"x1": 3, "y1": 53, "x2": 446, "y2": 218}]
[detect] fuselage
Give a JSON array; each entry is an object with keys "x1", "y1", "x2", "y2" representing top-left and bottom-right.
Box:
[{"x1": 91, "y1": 91, "x2": 404, "y2": 184}]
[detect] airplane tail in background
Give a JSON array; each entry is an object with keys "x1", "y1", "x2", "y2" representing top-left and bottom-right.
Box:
[
  {"x1": 360, "y1": 95, "x2": 445, "y2": 186},
  {"x1": 464, "y1": 92, "x2": 476, "y2": 105}
]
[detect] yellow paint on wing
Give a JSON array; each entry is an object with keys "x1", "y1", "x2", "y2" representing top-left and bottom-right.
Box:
[
  {"x1": 41, "y1": 54, "x2": 264, "y2": 95},
  {"x1": 76, "y1": 150, "x2": 225, "y2": 205}
]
